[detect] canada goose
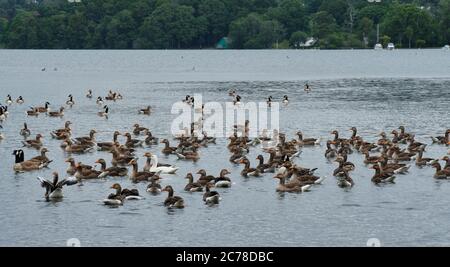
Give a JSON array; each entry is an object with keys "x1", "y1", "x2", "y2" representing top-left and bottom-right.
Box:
[
  {"x1": 139, "y1": 106, "x2": 151, "y2": 115},
  {"x1": 86, "y1": 90, "x2": 93, "y2": 98},
  {"x1": 48, "y1": 107, "x2": 64, "y2": 117},
  {"x1": 35, "y1": 102, "x2": 50, "y2": 113},
  {"x1": 13, "y1": 149, "x2": 50, "y2": 172},
  {"x1": 96, "y1": 97, "x2": 104, "y2": 105},
  {"x1": 66, "y1": 95, "x2": 75, "y2": 106},
  {"x1": 98, "y1": 105, "x2": 108, "y2": 117},
  {"x1": 6, "y1": 94, "x2": 13, "y2": 105},
  {"x1": 20, "y1": 123, "x2": 31, "y2": 137},
  {"x1": 16, "y1": 96, "x2": 24, "y2": 104}
]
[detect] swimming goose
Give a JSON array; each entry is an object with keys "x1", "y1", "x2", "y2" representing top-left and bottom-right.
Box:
[
  {"x1": 333, "y1": 156, "x2": 355, "y2": 177},
  {"x1": 282, "y1": 95, "x2": 289, "y2": 105},
  {"x1": 6, "y1": 95, "x2": 13, "y2": 105},
  {"x1": 214, "y1": 169, "x2": 232, "y2": 188},
  {"x1": 73, "y1": 130, "x2": 97, "y2": 145},
  {"x1": 35, "y1": 102, "x2": 50, "y2": 113},
  {"x1": 256, "y1": 155, "x2": 275, "y2": 173},
  {"x1": 195, "y1": 169, "x2": 216, "y2": 186},
  {"x1": 74, "y1": 163, "x2": 101, "y2": 180},
  {"x1": 97, "y1": 131, "x2": 121, "y2": 151},
  {"x1": 143, "y1": 152, "x2": 172, "y2": 171},
  {"x1": 96, "y1": 97, "x2": 104, "y2": 105},
  {"x1": 337, "y1": 170, "x2": 354, "y2": 188},
  {"x1": 29, "y1": 147, "x2": 52, "y2": 165},
  {"x1": 431, "y1": 129, "x2": 450, "y2": 144},
  {"x1": 64, "y1": 139, "x2": 94, "y2": 153},
  {"x1": 296, "y1": 131, "x2": 320, "y2": 146},
  {"x1": 324, "y1": 141, "x2": 338, "y2": 158},
  {"x1": 239, "y1": 157, "x2": 261, "y2": 177},
  {"x1": 148, "y1": 154, "x2": 178, "y2": 174},
  {"x1": 65, "y1": 158, "x2": 93, "y2": 175},
  {"x1": 16, "y1": 96, "x2": 24, "y2": 104},
  {"x1": 162, "y1": 185, "x2": 185, "y2": 208},
  {"x1": 431, "y1": 162, "x2": 450, "y2": 179},
  {"x1": 273, "y1": 173, "x2": 311, "y2": 193},
  {"x1": 98, "y1": 105, "x2": 109, "y2": 117},
  {"x1": 37, "y1": 172, "x2": 78, "y2": 201},
  {"x1": 47, "y1": 107, "x2": 64, "y2": 117},
  {"x1": 146, "y1": 178, "x2": 162, "y2": 194},
  {"x1": 441, "y1": 156, "x2": 450, "y2": 170},
  {"x1": 133, "y1": 124, "x2": 148, "y2": 135},
  {"x1": 128, "y1": 159, "x2": 161, "y2": 183},
  {"x1": 398, "y1": 126, "x2": 412, "y2": 141},
  {"x1": 13, "y1": 149, "x2": 50, "y2": 172},
  {"x1": 161, "y1": 139, "x2": 177, "y2": 154},
  {"x1": 139, "y1": 106, "x2": 152, "y2": 115},
  {"x1": 124, "y1": 132, "x2": 143, "y2": 148},
  {"x1": 50, "y1": 121, "x2": 72, "y2": 138},
  {"x1": 371, "y1": 164, "x2": 396, "y2": 184},
  {"x1": 20, "y1": 123, "x2": 31, "y2": 138},
  {"x1": 86, "y1": 90, "x2": 93, "y2": 98},
  {"x1": 363, "y1": 151, "x2": 383, "y2": 165},
  {"x1": 415, "y1": 147, "x2": 436, "y2": 167},
  {"x1": 330, "y1": 130, "x2": 345, "y2": 145},
  {"x1": 233, "y1": 95, "x2": 241, "y2": 106},
  {"x1": 176, "y1": 144, "x2": 200, "y2": 161},
  {"x1": 203, "y1": 183, "x2": 220, "y2": 205},
  {"x1": 96, "y1": 159, "x2": 128, "y2": 178},
  {"x1": 66, "y1": 95, "x2": 75, "y2": 106},
  {"x1": 266, "y1": 96, "x2": 273, "y2": 107},
  {"x1": 22, "y1": 134, "x2": 43, "y2": 149},
  {"x1": 0, "y1": 107, "x2": 6, "y2": 121},
  {"x1": 184, "y1": 173, "x2": 204, "y2": 192},
  {"x1": 144, "y1": 129, "x2": 158, "y2": 145},
  {"x1": 26, "y1": 107, "x2": 39, "y2": 116},
  {"x1": 103, "y1": 183, "x2": 141, "y2": 205},
  {"x1": 0, "y1": 125, "x2": 4, "y2": 140}
]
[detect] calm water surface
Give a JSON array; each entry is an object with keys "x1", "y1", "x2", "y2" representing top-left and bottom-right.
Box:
[{"x1": 0, "y1": 50, "x2": 449, "y2": 246}]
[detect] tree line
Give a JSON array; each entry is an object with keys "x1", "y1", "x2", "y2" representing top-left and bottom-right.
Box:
[{"x1": 0, "y1": 0, "x2": 449, "y2": 49}]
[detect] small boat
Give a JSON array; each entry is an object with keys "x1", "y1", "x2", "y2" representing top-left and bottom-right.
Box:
[
  {"x1": 387, "y1": 43, "x2": 395, "y2": 50},
  {"x1": 374, "y1": 43, "x2": 383, "y2": 50}
]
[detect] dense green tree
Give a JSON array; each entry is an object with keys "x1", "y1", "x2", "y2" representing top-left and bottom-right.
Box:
[
  {"x1": 5, "y1": 10, "x2": 38, "y2": 48},
  {"x1": 289, "y1": 31, "x2": 307, "y2": 48},
  {"x1": 311, "y1": 11, "x2": 337, "y2": 39},
  {"x1": 267, "y1": 0, "x2": 307, "y2": 37},
  {"x1": 438, "y1": 0, "x2": 450, "y2": 44}
]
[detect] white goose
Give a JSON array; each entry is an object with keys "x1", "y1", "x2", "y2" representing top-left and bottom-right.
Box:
[{"x1": 150, "y1": 154, "x2": 179, "y2": 174}]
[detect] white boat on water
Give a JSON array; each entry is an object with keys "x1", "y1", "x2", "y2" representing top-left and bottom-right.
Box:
[
  {"x1": 374, "y1": 43, "x2": 383, "y2": 50},
  {"x1": 443, "y1": 45, "x2": 450, "y2": 50},
  {"x1": 387, "y1": 43, "x2": 395, "y2": 50}
]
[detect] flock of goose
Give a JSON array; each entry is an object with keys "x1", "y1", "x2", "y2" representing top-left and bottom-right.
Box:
[{"x1": 1, "y1": 89, "x2": 450, "y2": 210}]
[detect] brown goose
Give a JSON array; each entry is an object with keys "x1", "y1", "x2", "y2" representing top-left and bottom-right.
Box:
[
  {"x1": 184, "y1": 173, "x2": 203, "y2": 192},
  {"x1": 273, "y1": 173, "x2": 311, "y2": 193},
  {"x1": 214, "y1": 169, "x2": 232, "y2": 188},
  {"x1": 196, "y1": 169, "x2": 216, "y2": 186},
  {"x1": 139, "y1": 106, "x2": 152, "y2": 115},
  {"x1": 96, "y1": 159, "x2": 128, "y2": 178},
  {"x1": 371, "y1": 164, "x2": 395, "y2": 184},
  {"x1": 128, "y1": 159, "x2": 160, "y2": 183},
  {"x1": 133, "y1": 124, "x2": 148, "y2": 135},
  {"x1": 97, "y1": 131, "x2": 121, "y2": 151},
  {"x1": 124, "y1": 132, "x2": 143, "y2": 148},
  {"x1": 239, "y1": 157, "x2": 261, "y2": 177},
  {"x1": 74, "y1": 163, "x2": 101, "y2": 180},
  {"x1": 48, "y1": 107, "x2": 64, "y2": 117},
  {"x1": 65, "y1": 158, "x2": 93, "y2": 175},
  {"x1": 203, "y1": 183, "x2": 220, "y2": 204},
  {"x1": 22, "y1": 134, "x2": 43, "y2": 149},
  {"x1": 431, "y1": 162, "x2": 450, "y2": 179},
  {"x1": 161, "y1": 139, "x2": 177, "y2": 154},
  {"x1": 162, "y1": 185, "x2": 184, "y2": 208},
  {"x1": 296, "y1": 131, "x2": 320, "y2": 146}
]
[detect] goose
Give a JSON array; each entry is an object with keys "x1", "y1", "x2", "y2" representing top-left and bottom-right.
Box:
[
  {"x1": 431, "y1": 129, "x2": 450, "y2": 144},
  {"x1": 162, "y1": 185, "x2": 185, "y2": 208},
  {"x1": 337, "y1": 170, "x2": 354, "y2": 188},
  {"x1": 143, "y1": 152, "x2": 172, "y2": 171},
  {"x1": 415, "y1": 147, "x2": 436, "y2": 167},
  {"x1": 66, "y1": 95, "x2": 75, "y2": 106},
  {"x1": 29, "y1": 147, "x2": 52, "y2": 165},
  {"x1": 103, "y1": 183, "x2": 141, "y2": 205},
  {"x1": 176, "y1": 144, "x2": 200, "y2": 161},
  {"x1": 73, "y1": 130, "x2": 97, "y2": 145},
  {"x1": 282, "y1": 95, "x2": 289, "y2": 105},
  {"x1": 124, "y1": 132, "x2": 143, "y2": 148},
  {"x1": 96, "y1": 159, "x2": 128, "y2": 178},
  {"x1": 64, "y1": 139, "x2": 94, "y2": 154},
  {"x1": 86, "y1": 90, "x2": 93, "y2": 99},
  {"x1": 195, "y1": 169, "x2": 216, "y2": 186},
  {"x1": 431, "y1": 162, "x2": 450, "y2": 179},
  {"x1": 296, "y1": 131, "x2": 320, "y2": 146},
  {"x1": 324, "y1": 141, "x2": 338, "y2": 158},
  {"x1": 363, "y1": 151, "x2": 383, "y2": 165},
  {"x1": 37, "y1": 172, "x2": 78, "y2": 201},
  {"x1": 128, "y1": 159, "x2": 161, "y2": 183},
  {"x1": 441, "y1": 156, "x2": 450, "y2": 170},
  {"x1": 228, "y1": 89, "x2": 236, "y2": 97},
  {"x1": 111, "y1": 147, "x2": 135, "y2": 166},
  {"x1": 214, "y1": 169, "x2": 232, "y2": 188},
  {"x1": 96, "y1": 97, "x2": 104, "y2": 105},
  {"x1": 16, "y1": 96, "x2": 24, "y2": 104},
  {"x1": 35, "y1": 102, "x2": 50, "y2": 113},
  {"x1": 0, "y1": 125, "x2": 4, "y2": 140},
  {"x1": 256, "y1": 155, "x2": 275, "y2": 173},
  {"x1": 144, "y1": 129, "x2": 158, "y2": 145},
  {"x1": 97, "y1": 131, "x2": 121, "y2": 151},
  {"x1": 0, "y1": 106, "x2": 7, "y2": 121},
  {"x1": 304, "y1": 83, "x2": 311, "y2": 93},
  {"x1": 371, "y1": 165, "x2": 396, "y2": 184},
  {"x1": 184, "y1": 173, "x2": 204, "y2": 192},
  {"x1": 273, "y1": 173, "x2": 311, "y2": 193},
  {"x1": 22, "y1": 134, "x2": 43, "y2": 149},
  {"x1": 51, "y1": 121, "x2": 72, "y2": 138},
  {"x1": 203, "y1": 183, "x2": 220, "y2": 205},
  {"x1": 139, "y1": 106, "x2": 151, "y2": 115},
  {"x1": 148, "y1": 154, "x2": 178, "y2": 174},
  {"x1": 98, "y1": 105, "x2": 109, "y2": 118},
  {"x1": 146, "y1": 178, "x2": 162, "y2": 194},
  {"x1": 161, "y1": 139, "x2": 177, "y2": 154},
  {"x1": 133, "y1": 124, "x2": 148, "y2": 135},
  {"x1": 239, "y1": 157, "x2": 261, "y2": 177},
  {"x1": 330, "y1": 130, "x2": 345, "y2": 145},
  {"x1": 6, "y1": 94, "x2": 13, "y2": 105},
  {"x1": 74, "y1": 163, "x2": 101, "y2": 180},
  {"x1": 48, "y1": 107, "x2": 64, "y2": 117},
  {"x1": 13, "y1": 150, "x2": 50, "y2": 172},
  {"x1": 20, "y1": 123, "x2": 31, "y2": 137},
  {"x1": 26, "y1": 107, "x2": 39, "y2": 116},
  {"x1": 65, "y1": 158, "x2": 93, "y2": 175},
  {"x1": 233, "y1": 95, "x2": 241, "y2": 106}
]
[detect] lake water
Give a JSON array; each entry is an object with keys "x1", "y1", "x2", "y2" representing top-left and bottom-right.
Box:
[{"x1": 0, "y1": 49, "x2": 449, "y2": 247}]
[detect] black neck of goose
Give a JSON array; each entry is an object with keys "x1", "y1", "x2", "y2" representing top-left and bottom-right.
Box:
[
  {"x1": 53, "y1": 175, "x2": 58, "y2": 186},
  {"x1": 205, "y1": 186, "x2": 210, "y2": 193},
  {"x1": 116, "y1": 186, "x2": 122, "y2": 195},
  {"x1": 113, "y1": 133, "x2": 119, "y2": 142},
  {"x1": 297, "y1": 133, "x2": 303, "y2": 141},
  {"x1": 334, "y1": 132, "x2": 339, "y2": 140},
  {"x1": 434, "y1": 164, "x2": 441, "y2": 171},
  {"x1": 279, "y1": 177, "x2": 285, "y2": 185},
  {"x1": 374, "y1": 167, "x2": 381, "y2": 176},
  {"x1": 167, "y1": 188, "x2": 174, "y2": 197},
  {"x1": 187, "y1": 175, "x2": 193, "y2": 184},
  {"x1": 15, "y1": 151, "x2": 24, "y2": 163},
  {"x1": 90, "y1": 132, "x2": 95, "y2": 139},
  {"x1": 352, "y1": 129, "x2": 356, "y2": 138},
  {"x1": 164, "y1": 142, "x2": 170, "y2": 148},
  {"x1": 244, "y1": 161, "x2": 250, "y2": 169},
  {"x1": 257, "y1": 157, "x2": 264, "y2": 165},
  {"x1": 99, "y1": 161, "x2": 106, "y2": 171}
]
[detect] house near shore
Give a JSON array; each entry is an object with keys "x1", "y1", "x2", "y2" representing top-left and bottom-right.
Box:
[{"x1": 216, "y1": 37, "x2": 230, "y2": 49}]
